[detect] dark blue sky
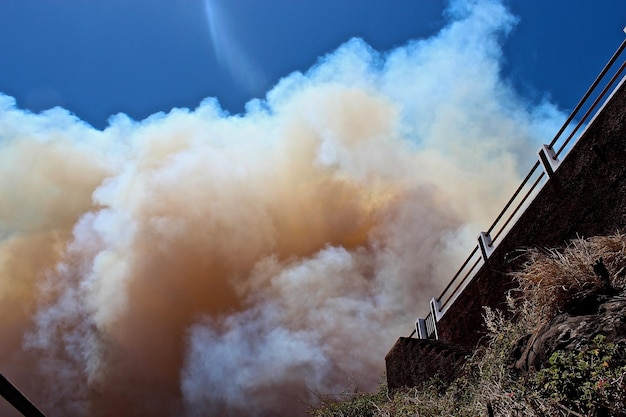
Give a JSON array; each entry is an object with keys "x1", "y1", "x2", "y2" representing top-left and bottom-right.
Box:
[{"x1": 0, "y1": 0, "x2": 624, "y2": 129}]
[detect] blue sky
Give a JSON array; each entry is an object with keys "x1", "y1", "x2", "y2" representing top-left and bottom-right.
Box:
[{"x1": 1, "y1": 0, "x2": 624, "y2": 129}]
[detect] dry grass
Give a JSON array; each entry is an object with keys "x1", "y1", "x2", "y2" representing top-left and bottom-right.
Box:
[{"x1": 512, "y1": 232, "x2": 626, "y2": 321}]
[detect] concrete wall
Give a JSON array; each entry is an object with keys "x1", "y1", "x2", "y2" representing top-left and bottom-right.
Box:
[
  {"x1": 385, "y1": 338, "x2": 470, "y2": 389},
  {"x1": 385, "y1": 78, "x2": 626, "y2": 389},
  {"x1": 437, "y1": 78, "x2": 626, "y2": 347}
]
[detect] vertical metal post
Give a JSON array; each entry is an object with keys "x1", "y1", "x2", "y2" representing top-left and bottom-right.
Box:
[
  {"x1": 429, "y1": 298, "x2": 441, "y2": 339},
  {"x1": 538, "y1": 144, "x2": 560, "y2": 178},
  {"x1": 478, "y1": 231, "x2": 494, "y2": 261},
  {"x1": 415, "y1": 318, "x2": 427, "y2": 339}
]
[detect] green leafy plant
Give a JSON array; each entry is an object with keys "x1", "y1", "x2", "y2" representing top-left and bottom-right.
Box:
[{"x1": 535, "y1": 334, "x2": 626, "y2": 415}]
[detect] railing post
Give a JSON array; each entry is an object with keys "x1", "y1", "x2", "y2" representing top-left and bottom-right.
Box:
[
  {"x1": 428, "y1": 299, "x2": 440, "y2": 339},
  {"x1": 478, "y1": 231, "x2": 494, "y2": 261},
  {"x1": 416, "y1": 318, "x2": 428, "y2": 339},
  {"x1": 430, "y1": 297, "x2": 442, "y2": 322},
  {"x1": 538, "y1": 144, "x2": 560, "y2": 177}
]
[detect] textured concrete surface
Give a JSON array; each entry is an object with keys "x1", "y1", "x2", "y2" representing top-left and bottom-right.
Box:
[
  {"x1": 386, "y1": 77, "x2": 626, "y2": 388},
  {"x1": 385, "y1": 338, "x2": 471, "y2": 389},
  {"x1": 438, "y1": 78, "x2": 626, "y2": 348}
]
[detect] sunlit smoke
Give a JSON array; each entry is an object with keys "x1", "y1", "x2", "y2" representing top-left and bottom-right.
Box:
[{"x1": 0, "y1": 0, "x2": 566, "y2": 416}]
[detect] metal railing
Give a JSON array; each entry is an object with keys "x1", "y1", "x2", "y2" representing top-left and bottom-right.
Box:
[{"x1": 411, "y1": 37, "x2": 626, "y2": 339}]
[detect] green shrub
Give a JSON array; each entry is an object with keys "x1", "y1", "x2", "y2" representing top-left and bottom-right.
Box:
[{"x1": 534, "y1": 334, "x2": 626, "y2": 416}]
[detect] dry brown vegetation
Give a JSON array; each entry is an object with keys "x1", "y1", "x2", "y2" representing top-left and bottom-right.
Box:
[{"x1": 512, "y1": 232, "x2": 626, "y2": 322}]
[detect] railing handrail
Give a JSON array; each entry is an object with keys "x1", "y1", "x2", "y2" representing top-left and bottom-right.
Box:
[
  {"x1": 549, "y1": 39, "x2": 626, "y2": 150},
  {"x1": 411, "y1": 37, "x2": 626, "y2": 338},
  {"x1": 556, "y1": 58, "x2": 626, "y2": 158}
]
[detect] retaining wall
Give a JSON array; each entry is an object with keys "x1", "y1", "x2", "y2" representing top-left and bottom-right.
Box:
[
  {"x1": 438, "y1": 78, "x2": 626, "y2": 346},
  {"x1": 385, "y1": 77, "x2": 626, "y2": 388}
]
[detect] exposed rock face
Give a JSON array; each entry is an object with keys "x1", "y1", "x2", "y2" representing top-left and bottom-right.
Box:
[{"x1": 512, "y1": 292, "x2": 626, "y2": 373}]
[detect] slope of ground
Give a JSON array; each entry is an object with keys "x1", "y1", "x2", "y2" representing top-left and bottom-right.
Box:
[{"x1": 308, "y1": 234, "x2": 626, "y2": 417}]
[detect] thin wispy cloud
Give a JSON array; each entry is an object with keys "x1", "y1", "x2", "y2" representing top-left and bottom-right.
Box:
[{"x1": 204, "y1": 0, "x2": 267, "y2": 95}]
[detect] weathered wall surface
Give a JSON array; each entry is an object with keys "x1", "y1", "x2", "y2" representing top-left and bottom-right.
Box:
[
  {"x1": 437, "y1": 78, "x2": 626, "y2": 347},
  {"x1": 385, "y1": 338, "x2": 471, "y2": 389},
  {"x1": 385, "y1": 78, "x2": 626, "y2": 389}
]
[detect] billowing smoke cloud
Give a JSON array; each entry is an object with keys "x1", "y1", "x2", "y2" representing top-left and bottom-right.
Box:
[{"x1": 0, "y1": 1, "x2": 565, "y2": 416}]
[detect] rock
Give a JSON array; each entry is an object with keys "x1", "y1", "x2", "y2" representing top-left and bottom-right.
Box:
[{"x1": 511, "y1": 292, "x2": 626, "y2": 373}]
